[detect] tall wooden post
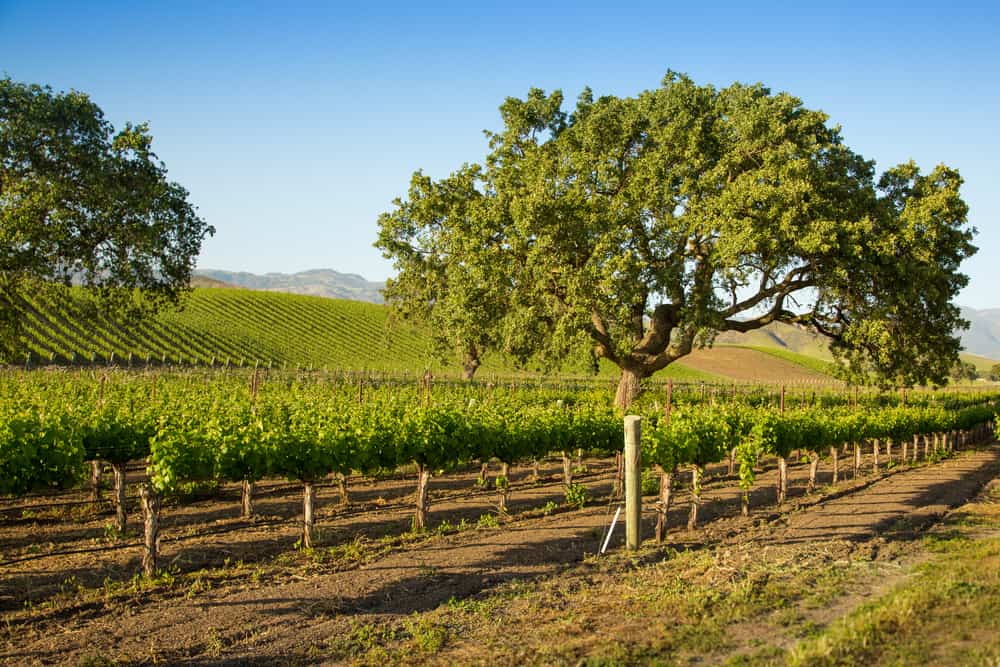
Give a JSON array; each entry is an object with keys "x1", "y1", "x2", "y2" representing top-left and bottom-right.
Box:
[{"x1": 624, "y1": 416, "x2": 642, "y2": 551}]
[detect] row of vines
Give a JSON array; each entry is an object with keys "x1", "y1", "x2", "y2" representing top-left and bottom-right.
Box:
[{"x1": 2, "y1": 369, "x2": 997, "y2": 575}]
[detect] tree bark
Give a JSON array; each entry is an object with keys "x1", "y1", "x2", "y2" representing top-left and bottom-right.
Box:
[
  {"x1": 902, "y1": 437, "x2": 908, "y2": 464},
  {"x1": 807, "y1": 453, "x2": 819, "y2": 494},
  {"x1": 336, "y1": 473, "x2": 349, "y2": 506},
  {"x1": 497, "y1": 462, "x2": 511, "y2": 515},
  {"x1": 302, "y1": 481, "x2": 316, "y2": 548},
  {"x1": 241, "y1": 479, "x2": 254, "y2": 518},
  {"x1": 872, "y1": 439, "x2": 880, "y2": 474},
  {"x1": 414, "y1": 464, "x2": 431, "y2": 531},
  {"x1": 614, "y1": 366, "x2": 647, "y2": 410},
  {"x1": 830, "y1": 446, "x2": 839, "y2": 484},
  {"x1": 853, "y1": 442, "x2": 862, "y2": 478},
  {"x1": 655, "y1": 467, "x2": 674, "y2": 543},
  {"x1": 140, "y1": 485, "x2": 160, "y2": 577},
  {"x1": 112, "y1": 462, "x2": 127, "y2": 533},
  {"x1": 461, "y1": 352, "x2": 480, "y2": 381}
]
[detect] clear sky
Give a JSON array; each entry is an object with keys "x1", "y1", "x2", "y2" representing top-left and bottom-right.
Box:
[{"x1": 2, "y1": 1, "x2": 998, "y2": 307}]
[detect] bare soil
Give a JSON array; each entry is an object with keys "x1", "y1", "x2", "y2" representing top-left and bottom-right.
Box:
[{"x1": 2, "y1": 442, "x2": 999, "y2": 666}]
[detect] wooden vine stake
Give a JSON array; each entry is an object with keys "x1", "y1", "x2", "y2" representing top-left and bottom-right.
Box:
[
  {"x1": 112, "y1": 463, "x2": 128, "y2": 532},
  {"x1": 687, "y1": 465, "x2": 703, "y2": 529},
  {"x1": 413, "y1": 464, "x2": 431, "y2": 531},
  {"x1": 806, "y1": 452, "x2": 820, "y2": 494},
  {"x1": 497, "y1": 462, "x2": 511, "y2": 515},
  {"x1": 336, "y1": 473, "x2": 349, "y2": 506},
  {"x1": 241, "y1": 479, "x2": 255, "y2": 518},
  {"x1": 302, "y1": 481, "x2": 316, "y2": 548},
  {"x1": 656, "y1": 380, "x2": 674, "y2": 543},
  {"x1": 777, "y1": 385, "x2": 788, "y2": 504},
  {"x1": 140, "y1": 485, "x2": 161, "y2": 577}
]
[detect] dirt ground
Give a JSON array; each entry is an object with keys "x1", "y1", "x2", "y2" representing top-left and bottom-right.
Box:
[{"x1": 2, "y1": 441, "x2": 999, "y2": 666}]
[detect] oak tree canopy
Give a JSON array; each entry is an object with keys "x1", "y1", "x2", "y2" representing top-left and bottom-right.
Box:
[{"x1": 376, "y1": 72, "x2": 975, "y2": 406}]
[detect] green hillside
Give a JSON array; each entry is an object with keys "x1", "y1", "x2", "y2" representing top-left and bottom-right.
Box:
[{"x1": 11, "y1": 286, "x2": 719, "y2": 380}]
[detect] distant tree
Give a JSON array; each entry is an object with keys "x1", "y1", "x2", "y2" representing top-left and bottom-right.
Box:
[
  {"x1": 377, "y1": 72, "x2": 976, "y2": 406},
  {"x1": 377, "y1": 165, "x2": 506, "y2": 379},
  {"x1": 0, "y1": 78, "x2": 213, "y2": 359},
  {"x1": 990, "y1": 363, "x2": 1000, "y2": 382},
  {"x1": 950, "y1": 360, "x2": 979, "y2": 383}
]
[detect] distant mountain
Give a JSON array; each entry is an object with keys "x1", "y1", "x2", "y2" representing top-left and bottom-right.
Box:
[
  {"x1": 716, "y1": 309, "x2": 1000, "y2": 365},
  {"x1": 195, "y1": 269, "x2": 385, "y2": 304},
  {"x1": 958, "y1": 307, "x2": 1000, "y2": 360}
]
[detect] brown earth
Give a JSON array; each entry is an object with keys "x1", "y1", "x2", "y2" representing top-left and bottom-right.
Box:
[
  {"x1": 678, "y1": 347, "x2": 835, "y2": 384},
  {"x1": 2, "y1": 442, "x2": 999, "y2": 666}
]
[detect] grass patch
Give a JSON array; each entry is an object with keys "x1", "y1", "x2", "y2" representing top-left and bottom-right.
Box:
[{"x1": 785, "y1": 483, "x2": 1000, "y2": 666}]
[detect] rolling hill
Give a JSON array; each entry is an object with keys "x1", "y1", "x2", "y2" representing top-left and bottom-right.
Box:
[{"x1": 9, "y1": 285, "x2": 847, "y2": 384}]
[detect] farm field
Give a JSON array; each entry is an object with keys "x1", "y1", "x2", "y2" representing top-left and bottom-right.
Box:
[
  {"x1": 6, "y1": 284, "x2": 876, "y2": 384},
  {"x1": 3, "y1": 440, "x2": 999, "y2": 664}
]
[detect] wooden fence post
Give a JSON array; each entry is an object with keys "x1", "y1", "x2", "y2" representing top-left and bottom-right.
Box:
[{"x1": 624, "y1": 415, "x2": 642, "y2": 551}]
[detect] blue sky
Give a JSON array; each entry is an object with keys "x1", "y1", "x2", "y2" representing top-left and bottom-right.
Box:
[{"x1": 2, "y1": 1, "x2": 998, "y2": 307}]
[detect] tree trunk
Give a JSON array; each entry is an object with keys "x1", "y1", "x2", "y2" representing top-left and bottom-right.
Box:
[
  {"x1": 90, "y1": 461, "x2": 102, "y2": 503},
  {"x1": 728, "y1": 448, "x2": 736, "y2": 476},
  {"x1": 414, "y1": 464, "x2": 431, "y2": 531},
  {"x1": 241, "y1": 479, "x2": 254, "y2": 518},
  {"x1": 807, "y1": 453, "x2": 819, "y2": 494},
  {"x1": 777, "y1": 456, "x2": 788, "y2": 504},
  {"x1": 872, "y1": 439, "x2": 880, "y2": 474},
  {"x1": 886, "y1": 438, "x2": 893, "y2": 466},
  {"x1": 902, "y1": 437, "x2": 908, "y2": 464},
  {"x1": 336, "y1": 473, "x2": 349, "y2": 506},
  {"x1": 112, "y1": 462, "x2": 127, "y2": 533},
  {"x1": 687, "y1": 465, "x2": 702, "y2": 530},
  {"x1": 914, "y1": 434, "x2": 921, "y2": 462},
  {"x1": 741, "y1": 488, "x2": 750, "y2": 517},
  {"x1": 302, "y1": 481, "x2": 316, "y2": 548},
  {"x1": 614, "y1": 367, "x2": 646, "y2": 410},
  {"x1": 461, "y1": 355, "x2": 480, "y2": 381},
  {"x1": 853, "y1": 442, "x2": 862, "y2": 478},
  {"x1": 561, "y1": 452, "x2": 573, "y2": 488},
  {"x1": 478, "y1": 461, "x2": 489, "y2": 485},
  {"x1": 497, "y1": 462, "x2": 511, "y2": 515},
  {"x1": 140, "y1": 485, "x2": 160, "y2": 577},
  {"x1": 830, "y1": 446, "x2": 839, "y2": 484},
  {"x1": 531, "y1": 459, "x2": 540, "y2": 482},
  {"x1": 655, "y1": 467, "x2": 674, "y2": 543}
]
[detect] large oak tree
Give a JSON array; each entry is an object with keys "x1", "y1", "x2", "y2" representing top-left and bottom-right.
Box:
[
  {"x1": 377, "y1": 72, "x2": 975, "y2": 406},
  {"x1": 0, "y1": 78, "x2": 214, "y2": 359}
]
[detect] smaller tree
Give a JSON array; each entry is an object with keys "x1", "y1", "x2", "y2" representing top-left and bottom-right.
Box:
[
  {"x1": 377, "y1": 166, "x2": 508, "y2": 379},
  {"x1": 988, "y1": 363, "x2": 1000, "y2": 382},
  {"x1": 1, "y1": 78, "x2": 214, "y2": 358},
  {"x1": 949, "y1": 360, "x2": 978, "y2": 383}
]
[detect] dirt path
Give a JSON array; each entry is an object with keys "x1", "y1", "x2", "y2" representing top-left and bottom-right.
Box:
[
  {"x1": 776, "y1": 446, "x2": 1000, "y2": 544},
  {"x1": 4, "y1": 444, "x2": 1000, "y2": 665}
]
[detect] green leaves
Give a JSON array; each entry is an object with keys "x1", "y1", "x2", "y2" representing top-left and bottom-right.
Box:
[
  {"x1": 0, "y1": 77, "x2": 214, "y2": 360},
  {"x1": 378, "y1": 72, "x2": 974, "y2": 404}
]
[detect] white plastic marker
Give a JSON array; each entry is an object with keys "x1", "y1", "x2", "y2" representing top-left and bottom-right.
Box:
[{"x1": 600, "y1": 505, "x2": 623, "y2": 555}]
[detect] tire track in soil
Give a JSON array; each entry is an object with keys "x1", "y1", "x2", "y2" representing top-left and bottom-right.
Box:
[{"x1": 4, "y1": 445, "x2": 1000, "y2": 665}]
